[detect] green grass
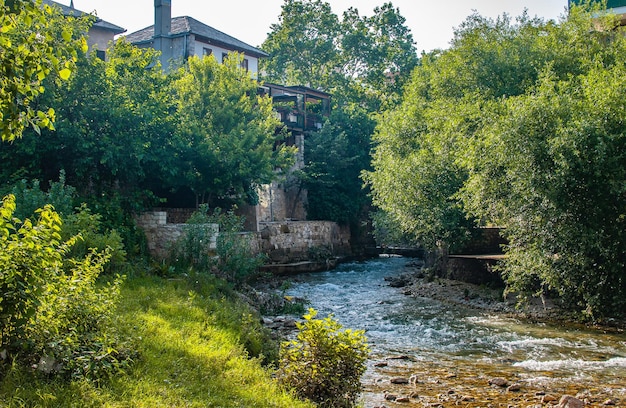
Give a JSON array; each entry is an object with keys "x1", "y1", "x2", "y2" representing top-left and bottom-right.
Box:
[{"x1": 0, "y1": 273, "x2": 314, "y2": 408}]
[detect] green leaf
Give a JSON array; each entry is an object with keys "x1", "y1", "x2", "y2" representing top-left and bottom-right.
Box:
[{"x1": 58, "y1": 68, "x2": 71, "y2": 80}]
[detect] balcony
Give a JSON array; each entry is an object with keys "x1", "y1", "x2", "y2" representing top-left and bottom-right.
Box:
[{"x1": 261, "y1": 84, "x2": 331, "y2": 134}]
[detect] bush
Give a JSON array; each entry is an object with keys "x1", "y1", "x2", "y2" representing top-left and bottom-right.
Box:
[
  {"x1": 170, "y1": 205, "x2": 265, "y2": 285},
  {"x1": 277, "y1": 309, "x2": 369, "y2": 408},
  {"x1": 62, "y1": 204, "x2": 127, "y2": 274},
  {"x1": 0, "y1": 195, "x2": 129, "y2": 380},
  {"x1": 3, "y1": 176, "x2": 129, "y2": 273},
  {"x1": 4, "y1": 171, "x2": 76, "y2": 220}
]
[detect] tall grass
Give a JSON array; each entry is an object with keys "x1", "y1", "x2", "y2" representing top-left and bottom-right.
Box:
[{"x1": 0, "y1": 274, "x2": 313, "y2": 408}]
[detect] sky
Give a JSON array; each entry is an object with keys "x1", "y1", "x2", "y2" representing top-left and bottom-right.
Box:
[{"x1": 65, "y1": 0, "x2": 569, "y2": 54}]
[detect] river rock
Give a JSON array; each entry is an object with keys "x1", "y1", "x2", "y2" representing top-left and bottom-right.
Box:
[
  {"x1": 396, "y1": 396, "x2": 410, "y2": 403},
  {"x1": 507, "y1": 383, "x2": 522, "y2": 392},
  {"x1": 386, "y1": 355, "x2": 414, "y2": 361},
  {"x1": 386, "y1": 275, "x2": 411, "y2": 288},
  {"x1": 390, "y1": 377, "x2": 410, "y2": 384},
  {"x1": 557, "y1": 395, "x2": 584, "y2": 408},
  {"x1": 283, "y1": 318, "x2": 297, "y2": 328},
  {"x1": 603, "y1": 399, "x2": 616, "y2": 406},
  {"x1": 488, "y1": 377, "x2": 509, "y2": 387},
  {"x1": 374, "y1": 361, "x2": 388, "y2": 367},
  {"x1": 542, "y1": 394, "x2": 558, "y2": 403},
  {"x1": 384, "y1": 392, "x2": 397, "y2": 401}
]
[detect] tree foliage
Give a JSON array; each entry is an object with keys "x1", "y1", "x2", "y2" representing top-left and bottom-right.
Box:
[
  {"x1": 2, "y1": 42, "x2": 292, "y2": 215},
  {"x1": 262, "y1": 0, "x2": 417, "y2": 109},
  {"x1": 0, "y1": 0, "x2": 88, "y2": 141},
  {"x1": 300, "y1": 108, "x2": 374, "y2": 225},
  {"x1": 262, "y1": 0, "x2": 340, "y2": 88},
  {"x1": 171, "y1": 55, "x2": 295, "y2": 207},
  {"x1": 0, "y1": 40, "x2": 173, "y2": 209},
  {"x1": 367, "y1": 4, "x2": 626, "y2": 317}
]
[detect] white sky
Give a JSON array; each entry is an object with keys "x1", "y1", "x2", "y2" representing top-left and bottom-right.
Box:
[{"x1": 65, "y1": 0, "x2": 569, "y2": 54}]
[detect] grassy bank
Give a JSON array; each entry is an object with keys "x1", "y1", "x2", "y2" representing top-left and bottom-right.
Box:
[{"x1": 0, "y1": 273, "x2": 313, "y2": 408}]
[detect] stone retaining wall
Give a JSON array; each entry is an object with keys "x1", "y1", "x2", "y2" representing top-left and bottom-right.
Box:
[
  {"x1": 136, "y1": 212, "x2": 352, "y2": 264},
  {"x1": 135, "y1": 211, "x2": 218, "y2": 259},
  {"x1": 258, "y1": 221, "x2": 351, "y2": 264}
]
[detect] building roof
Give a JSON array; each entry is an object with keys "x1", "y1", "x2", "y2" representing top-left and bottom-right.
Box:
[
  {"x1": 125, "y1": 16, "x2": 268, "y2": 58},
  {"x1": 42, "y1": 0, "x2": 126, "y2": 35}
]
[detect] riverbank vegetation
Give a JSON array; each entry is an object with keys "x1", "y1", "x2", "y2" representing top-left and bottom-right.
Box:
[
  {"x1": 1, "y1": 268, "x2": 313, "y2": 407},
  {"x1": 366, "y1": 3, "x2": 626, "y2": 320}
]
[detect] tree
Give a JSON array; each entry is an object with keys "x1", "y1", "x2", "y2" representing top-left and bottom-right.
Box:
[
  {"x1": 0, "y1": 40, "x2": 175, "y2": 208},
  {"x1": 301, "y1": 108, "x2": 374, "y2": 226},
  {"x1": 368, "y1": 3, "x2": 626, "y2": 317},
  {"x1": 171, "y1": 55, "x2": 295, "y2": 207},
  {"x1": 364, "y1": 83, "x2": 478, "y2": 251},
  {"x1": 262, "y1": 0, "x2": 340, "y2": 89},
  {"x1": 463, "y1": 67, "x2": 626, "y2": 317},
  {"x1": 262, "y1": 1, "x2": 418, "y2": 108},
  {"x1": 0, "y1": 0, "x2": 88, "y2": 141},
  {"x1": 338, "y1": 3, "x2": 418, "y2": 110}
]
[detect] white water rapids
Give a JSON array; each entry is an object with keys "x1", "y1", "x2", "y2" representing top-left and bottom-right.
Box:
[{"x1": 285, "y1": 257, "x2": 626, "y2": 407}]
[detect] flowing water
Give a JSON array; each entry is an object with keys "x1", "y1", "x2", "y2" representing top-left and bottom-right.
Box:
[{"x1": 285, "y1": 257, "x2": 626, "y2": 407}]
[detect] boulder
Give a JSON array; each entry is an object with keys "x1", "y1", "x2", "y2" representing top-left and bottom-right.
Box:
[
  {"x1": 557, "y1": 395, "x2": 584, "y2": 408},
  {"x1": 507, "y1": 383, "x2": 522, "y2": 392},
  {"x1": 488, "y1": 377, "x2": 509, "y2": 387},
  {"x1": 384, "y1": 393, "x2": 397, "y2": 401}
]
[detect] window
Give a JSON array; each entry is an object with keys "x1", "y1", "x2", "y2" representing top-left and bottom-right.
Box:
[
  {"x1": 241, "y1": 58, "x2": 249, "y2": 71},
  {"x1": 203, "y1": 47, "x2": 213, "y2": 57},
  {"x1": 96, "y1": 49, "x2": 106, "y2": 61},
  {"x1": 222, "y1": 53, "x2": 228, "y2": 63}
]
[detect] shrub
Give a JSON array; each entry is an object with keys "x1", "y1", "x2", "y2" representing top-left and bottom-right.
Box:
[
  {"x1": 0, "y1": 195, "x2": 129, "y2": 380},
  {"x1": 4, "y1": 171, "x2": 76, "y2": 220},
  {"x1": 3, "y1": 176, "x2": 128, "y2": 273},
  {"x1": 277, "y1": 309, "x2": 369, "y2": 408},
  {"x1": 62, "y1": 203, "x2": 127, "y2": 274},
  {"x1": 171, "y1": 205, "x2": 265, "y2": 285}
]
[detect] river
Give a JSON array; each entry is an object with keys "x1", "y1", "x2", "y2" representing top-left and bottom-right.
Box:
[{"x1": 285, "y1": 256, "x2": 626, "y2": 407}]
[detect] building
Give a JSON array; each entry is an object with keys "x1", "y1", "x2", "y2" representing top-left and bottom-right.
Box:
[
  {"x1": 42, "y1": 0, "x2": 126, "y2": 60},
  {"x1": 246, "y1": 84, "x2": 331, "y2": 229},
  {"x1": 124, "y1": 0, "x2": 267, "y2": 75}
]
